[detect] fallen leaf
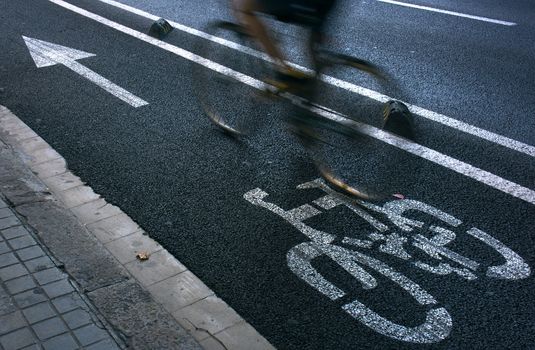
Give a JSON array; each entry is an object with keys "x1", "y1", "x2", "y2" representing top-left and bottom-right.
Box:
[{"x1": 136, "y1": 251, "x2": 150, "y2": 261}]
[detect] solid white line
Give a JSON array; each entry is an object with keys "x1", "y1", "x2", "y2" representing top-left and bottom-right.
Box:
[
  {"x1": 48, "y1": 0, "x2": 266, "y2": 88},
  {"x1": 48, "y1": 0, "x2": 535, "y2": 205},
  {"x1": 320, "y1": 78, "x2": 535, "y2": 158},
  {"x1": 376, "y1": 0, "x2": 516, "y2": 26},
  {"x1": 305, "y1": 104, "x2": 535, "y2": 205},
  {"x1": 93, "y1": 0, "x2": 535, "y2": 158}
]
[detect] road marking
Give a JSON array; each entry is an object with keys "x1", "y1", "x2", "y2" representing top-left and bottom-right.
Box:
[
  {"x1": 376, "y1": 0, "x2": 517, "y2": 26},
  {"x1": 244, "y1": 179, "x2": 531, "y2": 342},
  {"x1": 48, "y1": 0, "x2": 535, "y2": 205},
  {"x1": 303, "y1": 102, "x2": 535, "y2": 205},
  {"x1": 23, "y1": 36, "x2": 148, "y2": 108},
  {"x1": 93, "y1": 0, "x2": 534, "y2": 158}
]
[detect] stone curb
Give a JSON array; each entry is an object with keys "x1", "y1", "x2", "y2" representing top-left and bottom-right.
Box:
[{"x1": 0, "y1": 105, "x2": 275, "y2": 350}]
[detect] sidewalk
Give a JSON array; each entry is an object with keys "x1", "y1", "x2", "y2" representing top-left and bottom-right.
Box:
[
  {"x1": 0, "y1": 105, "x2": 274, "y2": 350},
  {"x1": 0, "y1": 196, "x2": 122, "y2": 350}
]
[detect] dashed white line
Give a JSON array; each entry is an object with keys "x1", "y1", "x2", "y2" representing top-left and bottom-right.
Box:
[
  {"x1": 93, "y1": 0, "x2": 534, "y2": 158},
  {"x1": 48, "y1": 0, "x2": 535, "y2": 205},
  {"x1": 376, "y1": 0, "x2": 517, "y2": 26}
]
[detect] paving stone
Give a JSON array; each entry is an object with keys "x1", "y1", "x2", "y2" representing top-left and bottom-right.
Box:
[
  {"x1": 0, "y1": 285, "x2": 17, "y2": 316},
  {"x1": 41, "y1": 172, "x2": 83, "y2": 193},
  {"x1": 62, "y1": 308, "x2": 92, "y2": 330},
  {"x1": 85, "y1": 338, "x2": 120, "y2": 350},
  {"x1": 24, "y1": 256, "x2": 54, "y2": 273},
  {"x1": 8, "y1": 235, "x2": 36, "y2": 250},
  {"x1": 0, "y1": 118, "x2": 28, "y2": 132},
  {"x1": 0, "y1": 327, "x2": 36, "y2": 349},
  {"x1": 42, "y1": 332, "x2": 78, "y2": 350},
  {"x1": 124, "y1": 249, "x2": 187, "y2": 286},
  {"x1": 15, "y1": 246, "x2": 44, "y2": 262},
  {"x1": 21, "y1": 344, "x2": 41, "y2": 350},
  {"x1": 14, "y1": 202, "x2": 130, "y2": 292},
  {"x1": 0, "y1": 216, "x2": 19, "y2": 230},
  {"x1": 148, "y1": 271, "x2": 213, "y2": 313},
  {"x1": 0, "y1": 252, "x2": 18, "y2": 268},
  {"x1": 199, "y1": 336, "x2": 226, "y2": 350},
  {"x1": 5, "y1": 275, "x2": 37, "y2": 294},
  {"x1": 173, "y1": 296, "x2": 242, "y2": 340},
  {"x1": 87, "y1": 213, "x2": 141, "y2": 244},
  {"x1": 213, "y1": 322, "x2": 275, "y2": 350},
  {"x1": 0, "y1": 208, "x2": 11, "y2": 219},
  {"x1": 33, "y1": 268, "x2": 66, "y2": 285},
  {"x1": 0, "y1": 311, "x2": 26, "y2": 335},
  {"x1": 4, "y1": 126, "x2": 37, "y2": 142},
  {"x1": 32, "y1": 317, "x2": 68, "y2": 340},
  {"x1": 0, "y1": 199, "x2": 6, "y2": 208},
  {"x1": 104, "y1": 230, "x2": 162, "y2": 264},
  {"x1": 18, "y1": 136, "x2": 49, "y2": 154},
  {"x1": 70, "y1": 199, "x2": 122, "y2": 225},
  {"x1": 13, "y1": 287, "x2": 47, "y2": 308},
  {"x1": 26, "y1": 148, "x2": 61, "y2": 166},
  {"x1": 86, "y1": 279, "x2": 201, "y2": 349},
  {"x1": 0, "y1": 263, "x2": 29, "y2": 281},
  {"x1": 42, "y1": 279, "x2": 74, "y2": 299},
  {"x1": 22, "y1": 302, "x2": 56, "y2": 324},
  {"x1": 57, "y1": 185, "x2": 100, "y2": 209},
  {"x1": 30, "y1": 158, "x2": 66, "y2": 179},
  {"x1": 1, "y1": 225, "x2": 27, "y2": 240},
  {"x1": 0, "y1": 242, "x2": 9, "y2": 255},
  {"x1": 52, "y1": 293, "x2": 84, "y2": 314},
  {"x1": 73, "y1": 324, "x2": 108, "y2": 346}
]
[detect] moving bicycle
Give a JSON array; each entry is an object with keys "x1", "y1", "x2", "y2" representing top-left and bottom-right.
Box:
[{"x1": 194, "y1": 0, "x2": 414, "y2": 200}]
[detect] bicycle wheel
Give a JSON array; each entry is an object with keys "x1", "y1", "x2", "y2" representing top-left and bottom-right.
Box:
[
  {"x1": 301, "y1": 53, "x2": 414, "y2": 200},
  {"x1": 193, "y1": 21, "x2": 270, "y2": 136}
]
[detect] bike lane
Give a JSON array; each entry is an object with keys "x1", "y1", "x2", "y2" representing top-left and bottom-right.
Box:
[
  {"x1": 108, "y1": 0, "x2": 535, "y2": 146},
  {"x1": 1, "y1": 0, "x2": 534, "y2": 349}
]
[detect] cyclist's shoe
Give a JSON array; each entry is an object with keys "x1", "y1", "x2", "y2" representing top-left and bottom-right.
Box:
[{"x1": 264, "y1": 67, "x2": 314, "y2": 95}]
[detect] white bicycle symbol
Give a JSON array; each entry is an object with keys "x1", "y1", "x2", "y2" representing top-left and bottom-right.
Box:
[{"x1": 244, "y1": 179, "x2": 530, "y2": 344}]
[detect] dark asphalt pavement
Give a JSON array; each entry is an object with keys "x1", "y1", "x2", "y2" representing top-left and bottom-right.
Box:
[{"x1": 1, "y1": 0, "x2": 534, "y2": 349}]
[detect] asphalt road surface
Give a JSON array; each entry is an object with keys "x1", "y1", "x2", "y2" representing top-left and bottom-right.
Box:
[{"x1": 1, "y1": 0, "x2": 534, "y2": 349}]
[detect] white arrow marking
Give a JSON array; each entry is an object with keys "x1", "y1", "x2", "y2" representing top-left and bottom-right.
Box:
[{"x1": 23, "y1": 36, "x2": 148, "y2": 108}]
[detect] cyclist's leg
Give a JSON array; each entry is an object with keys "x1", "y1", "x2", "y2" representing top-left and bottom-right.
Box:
[
  {"x1": 232, "y1": 0, "x2": 312, "y2": 86},
  {"x1": 231, "y1": 0, "x2": 287, "y2": 68},
  {"x1": 307, "y1": 0, "x2": 338, "y2": 71}
]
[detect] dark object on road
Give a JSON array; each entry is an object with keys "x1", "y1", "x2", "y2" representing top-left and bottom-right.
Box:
[
  {"x1": 383, "y1": 100, "x2": 414, "y2": 140},
  {"x1": 149, "y1": 18, "x2": 174, "y2": 39}
]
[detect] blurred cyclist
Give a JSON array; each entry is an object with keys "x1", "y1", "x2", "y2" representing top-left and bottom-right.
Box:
[{"x1": 231, "y1": 0, "x2": 337, "y2": 87}]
